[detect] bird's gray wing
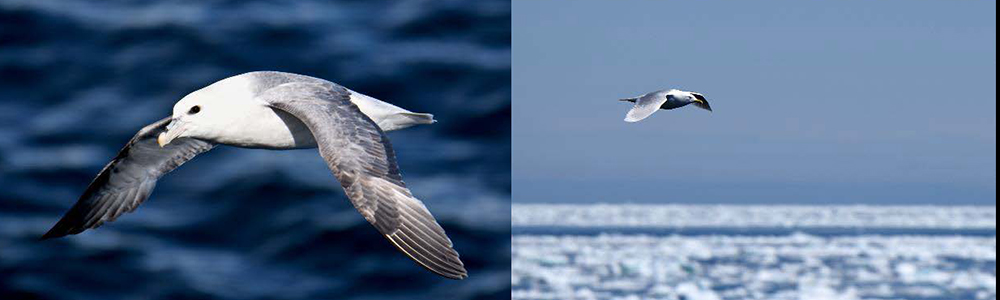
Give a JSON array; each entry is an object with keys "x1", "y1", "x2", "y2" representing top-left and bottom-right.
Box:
[
  {"x1": 41, "y1": 117, "x2": 215, "y2": 239},
  {"x1": 255, "y1": 82, "x2": 467, "y2": 280},
  {"x1": 624, "y1": 92, "x2": 669, "y2": 122}
]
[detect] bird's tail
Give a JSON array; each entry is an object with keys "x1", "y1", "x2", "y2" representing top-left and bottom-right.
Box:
[
  {"x1": 398, "y1": 112, "x2": 436, "y2": 125},
  {"x1": 377, "y1": 112, "x2": 436, "y2": 131}
]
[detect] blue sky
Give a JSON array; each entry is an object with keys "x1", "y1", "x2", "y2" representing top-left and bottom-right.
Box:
[{"x1": 512, "y1": 1, "x2": 996, "y2": 204}]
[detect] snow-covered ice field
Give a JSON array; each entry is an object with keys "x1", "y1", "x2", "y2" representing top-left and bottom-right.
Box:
[{"x1": 512, "y1": 204, "x2": 996, "y2": 300}]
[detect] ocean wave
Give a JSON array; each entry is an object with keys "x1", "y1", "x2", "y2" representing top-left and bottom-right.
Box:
[{"x1": 0, "y1": 0, "x2": 510, "y2": 299}]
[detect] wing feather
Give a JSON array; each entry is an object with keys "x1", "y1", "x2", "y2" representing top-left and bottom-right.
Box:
[
  {"x1": 256, "y1": 82, "x2": 467, "y2": 279},
  {"x1": 624, "y1": 92, "x2": 669, "y2": 122},
  {"x1": 41, "y1": 117, "x2": 215, "y2": 239}
]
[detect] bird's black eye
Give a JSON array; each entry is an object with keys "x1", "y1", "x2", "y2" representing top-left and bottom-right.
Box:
[{"x1": 188, "y1": 105, "x2": 201, "y2": 115}]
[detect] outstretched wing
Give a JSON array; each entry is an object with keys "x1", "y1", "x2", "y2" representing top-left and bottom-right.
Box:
[
  {"x1": 41, "y1": 117, "x2": 215, "y2": 239},
  {"x1": 624, "y1": 93, "x2": 669, "y2": 122},
  {"x1": 256, "y1": 82, "x2": 467, "y2": 279}
]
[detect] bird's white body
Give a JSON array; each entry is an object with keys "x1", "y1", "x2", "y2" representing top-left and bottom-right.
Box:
[{"x1": 167, "y1": 73, "x2": 434, "y2": 149}]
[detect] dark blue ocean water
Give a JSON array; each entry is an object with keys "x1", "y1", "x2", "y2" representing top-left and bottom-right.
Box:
[{"x1": 0, "y1": 1, "x2": 511, "y2": 299}]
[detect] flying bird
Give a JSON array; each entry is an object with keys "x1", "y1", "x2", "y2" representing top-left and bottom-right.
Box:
[
  {"x1": 620, "y1": 89, "x2": 712, "y2": 122},
  {"x1": 41, "y1": 71, "x2": 467, "y2": 280}
]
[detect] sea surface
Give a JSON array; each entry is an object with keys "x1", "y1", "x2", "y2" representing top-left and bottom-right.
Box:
[
  {"x1": 0, "y1": 1, "x2": 511, "y2": 299},
  {"x1": 513, "y1": 204, "x2": 996, "y2": 300}
]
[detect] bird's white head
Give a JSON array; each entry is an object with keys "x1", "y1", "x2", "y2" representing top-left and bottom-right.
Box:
[{"x1": 157, "y1": 75, "x2": 260, "y2": 147}]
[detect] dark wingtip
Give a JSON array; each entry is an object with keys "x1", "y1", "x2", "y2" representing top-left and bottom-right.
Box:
[
  {"x1": 700, "y1": 102, "x2": 713, "y2": 112},
  {"x1": 692, "y1": 94, "x2": 712, "y2": 112},
  {"x1": 620, "y1": 98, "x2": 637, "y2": 103},
  {"x1": 39, "y1": 225, "x2": 69, "y2": 240},
  {"x1": 39, "y1": 230, "x2": 63, "y2": 241},
  {"x1": 39, "y1": 219, "x2": 79, "y2": 240}
]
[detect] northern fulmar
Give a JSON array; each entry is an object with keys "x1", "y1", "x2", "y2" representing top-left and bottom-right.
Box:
[
  {"x1": 41, "y1": 71, "x2": 467, "y2": 279},
  {"x1": 620, "y1": 89, "x2": 712, "y2": 122}
]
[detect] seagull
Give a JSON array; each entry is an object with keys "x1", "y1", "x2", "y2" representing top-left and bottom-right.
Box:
[
  {"x1": 41, "y1": 71, "x2": 468, "y2": 280},
  {"x1": 620, "y1": 89, "x2": 712, "y2": 122}
]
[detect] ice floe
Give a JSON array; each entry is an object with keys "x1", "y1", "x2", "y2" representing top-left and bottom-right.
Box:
[{"x1": 512, "y1": 204, "x2": 996, "y2": 300}]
